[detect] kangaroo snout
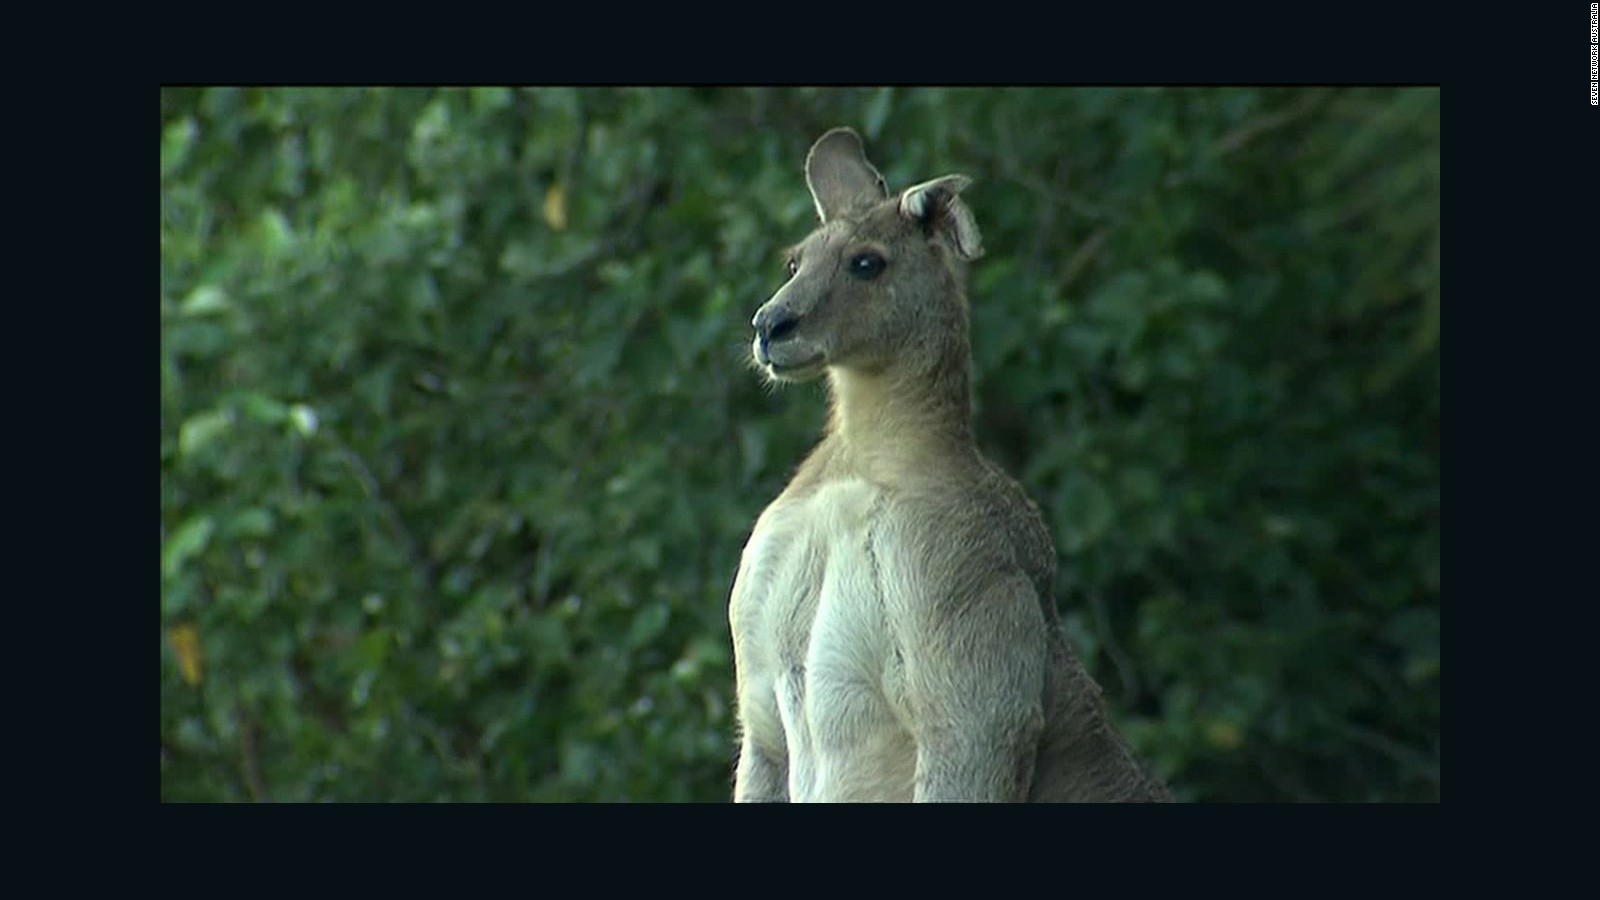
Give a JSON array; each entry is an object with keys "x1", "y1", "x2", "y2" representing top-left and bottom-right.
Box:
[
  {"x1": 750, "y1": 297, "x2": 825, "y2": 380},
  {"x1": 752, "y1": 304, "x2": 801, "y2": 352}
]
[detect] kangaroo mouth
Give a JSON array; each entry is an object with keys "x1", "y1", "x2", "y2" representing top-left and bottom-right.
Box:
[
  {"x1": 753, "y1": 336, "x2": 826, "y2": 380},
  {"x1": 769, "y1": 356, "x2": 825, "y2": 377},
  {"x1": 763, "y1": 349, "x2": 826, "y2": 382}
]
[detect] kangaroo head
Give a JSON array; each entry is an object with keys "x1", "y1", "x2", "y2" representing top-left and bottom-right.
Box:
[{"x1": 751, "y1": 128, "x2": 984, "y2": 384}]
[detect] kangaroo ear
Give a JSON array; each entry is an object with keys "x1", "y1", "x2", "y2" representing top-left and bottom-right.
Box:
[
  {"x1": 805, "y1": 128, "x2": 889, "y2": 223},
  {"x1": 899, "y1": 174, "x2": 984, "y2": 261}
]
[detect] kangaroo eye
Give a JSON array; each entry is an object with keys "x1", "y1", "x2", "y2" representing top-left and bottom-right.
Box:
[
  {"x1": 849, "y1": 253, "x2": 886, "y2": 280},
  {"x1": 786, "y1": 259, "x2": 799, "y2": 277}
]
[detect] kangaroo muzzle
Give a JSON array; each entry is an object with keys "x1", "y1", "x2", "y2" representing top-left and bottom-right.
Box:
[
  {"x1": 752, "y1": 304, "x2": 801, "y2": 358},
  {"x1": 750, "y1": 297, "x2": 824, "y2": 377}
]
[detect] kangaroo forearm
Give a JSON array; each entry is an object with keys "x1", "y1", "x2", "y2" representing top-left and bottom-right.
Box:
[
  {"x1": 734, "y1": 743, "x2": 789, "y2": 802},
  {"x1": 913, "y1": 732, "x2": 1038, "y2": 802}
]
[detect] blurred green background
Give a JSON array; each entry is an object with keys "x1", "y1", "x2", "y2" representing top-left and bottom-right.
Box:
[{"x1": 160, "y1": 87, "x2": 1439, "y2": 802}]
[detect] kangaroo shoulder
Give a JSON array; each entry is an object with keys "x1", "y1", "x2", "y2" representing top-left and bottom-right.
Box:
[{"x1": 874, "y1": 463, "x2": 1055, "y2": 613}]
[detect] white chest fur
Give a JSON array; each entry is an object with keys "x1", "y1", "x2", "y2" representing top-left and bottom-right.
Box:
[{"x1": 731, "y1": 478, "x2": 918, "y2": 802}]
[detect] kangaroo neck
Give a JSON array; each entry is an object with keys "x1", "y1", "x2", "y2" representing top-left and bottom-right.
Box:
[{"x1": 825, "y1": 346, "x2": 976, "y2": 480}]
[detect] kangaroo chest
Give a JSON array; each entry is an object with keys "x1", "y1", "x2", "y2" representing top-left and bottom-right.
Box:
[{"x1": 731, "y1": 478, "x2": 919, "y2": 802}]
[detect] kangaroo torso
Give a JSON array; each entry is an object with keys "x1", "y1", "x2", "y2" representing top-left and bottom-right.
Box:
[
  {"x1": 731, "y1": 465, "x2": 913, "y2": 802},
  {"x1": 732, "y1": 438, "x2": 1168, "y2": 802}
]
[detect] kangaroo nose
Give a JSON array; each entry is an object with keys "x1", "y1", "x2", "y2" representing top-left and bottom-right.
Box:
[{"x1": 754, "y1": 306, "x2": 800, "y2": 348}]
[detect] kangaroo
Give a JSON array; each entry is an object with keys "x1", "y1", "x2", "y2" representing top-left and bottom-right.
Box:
[{"x1": 727, "y1": 128, "x2": 1171, "y2": 802}]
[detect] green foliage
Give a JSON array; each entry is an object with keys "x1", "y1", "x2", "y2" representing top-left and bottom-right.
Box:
[{"x1": 160, "y1": 87, "x2": 1439, "y2": 802}]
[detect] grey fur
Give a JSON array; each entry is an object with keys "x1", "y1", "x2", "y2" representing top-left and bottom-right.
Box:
[{"x1": 730, "y1": 128, "x2": 1171, "y2": 803}]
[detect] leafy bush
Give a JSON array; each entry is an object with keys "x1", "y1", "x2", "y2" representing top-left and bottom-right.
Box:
[{"x1": 160, "y1": 87, "x2": 1439, "y2": 801}]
